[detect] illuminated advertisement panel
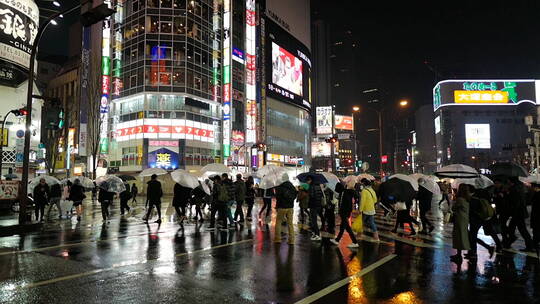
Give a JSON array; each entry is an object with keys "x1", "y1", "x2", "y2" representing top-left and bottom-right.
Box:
[
  {"x1": 265, "y1": 18, "x2": 311, "y2": 110},
  {"x1": 311, "y1": 142, "x2": 331, "y2": 157},
  {"x1": 245, "y1": 0, "x2": 257, "y2": 144},
  {"x1": 465, "y1": 124, "x2": 491, "y2": 149},
  {"x1": 148, "y1": 148, "x2": 179, "y2": 170},
  {"x1": 334, "y1": 115, "x2": 353, "y2": 131},
  {"x1": 433, "y1": 79, "x2": 539, "y2": 111},
  {"x1": 100, "y1": 2, "x2": 112, "y2": 154},
  {"x1": 222, "y1": 0, "x2": 232, "y2": 158},
  {"x1": 316, "y1": 106, "x2": 332, "y2": 135}
]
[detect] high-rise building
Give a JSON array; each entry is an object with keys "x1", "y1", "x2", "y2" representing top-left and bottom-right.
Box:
[{"x1": 93, "y1": 0, "x2": 312, "y2": 174}]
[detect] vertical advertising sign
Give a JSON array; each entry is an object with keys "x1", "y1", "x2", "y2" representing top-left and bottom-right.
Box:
[
  {"x1": 100, "y1": 0, "x2": 113, "y2": 155},
  {"x1": 222, "y1": 0, "x2": 232, "y2": 159},
  {"x1": 245, "y1": 0, "x2": 257, "y2": 144},
  {"x1": 79, "y1": 26, "x2": 91, "y2": 156},
  {"x1": 316, "y1": 106, "x2": 333, "y2": 135}
]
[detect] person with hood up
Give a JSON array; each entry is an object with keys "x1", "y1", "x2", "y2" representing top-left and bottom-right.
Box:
[{"x1": 274, "y1": 173, "x2": 298, "y2": 244}]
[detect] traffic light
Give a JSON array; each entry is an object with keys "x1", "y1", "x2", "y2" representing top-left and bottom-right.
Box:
[
  {"x1": 325, "y1": 136, "x2": 338, "y2": 143},
  {"x1": 44, "y1": 105, "x2": 64, "y2": 130},
  {"x1": 81, "y1": 3, "x2": 116, "y2": 27},
  {"x1": 12, "y1": 107, "x2": 28, "y2": 116}
]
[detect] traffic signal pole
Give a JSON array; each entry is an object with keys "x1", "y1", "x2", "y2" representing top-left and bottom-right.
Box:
[{"x1": 19, "y1": 2, "x2": 96, "y2": 224}]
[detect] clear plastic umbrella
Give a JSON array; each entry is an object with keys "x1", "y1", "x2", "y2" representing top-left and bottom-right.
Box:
[
  {"x1": 171, "y1": 169, "x2": 199, "y2": 189},
  {"x1": 61, "y1": 176, "x2": 95, "y2": 189},
  {"x1": 28, "y1": 175, "x2": 61, "y2": 193},
  {"x1": 200, "y1": 181, "x2": 211, "y2": 195},
  {"x1": 520, "y1": 175, "x2": 540, "y2": 184},
  {"x1": 452, "y1": 175, "x2": 494, "y2": 189},
  {"x1": 412, "y1": 174, "x2": 441, "y2": 195},
  {"x1": 254, "y1": 164, "x2": 282, "y2": 178},
  {"x1": 260, "y1": 170, "x2": 289, "y2": 190},
  {"x1": 200, "y1": 163, "x2": 231, "y2": 175},
  {"x1": 139, "y1": 168, "x2": 167, "y2": 177},
  {"x1": 321, "y1": 172, "x2": 340, "y2": 192},
  {"x1": 389, "y1": 174, "x2": 419, "y2": 191},
  {"x1": 96, "y1": 175, "x2": 126, "y2": 193},
  {"x1": 435, "y1": 164, "x2": 478, "y2": 178},
  {"x1": 357, "y1": 173, "x2": 376, "y2": 181}
]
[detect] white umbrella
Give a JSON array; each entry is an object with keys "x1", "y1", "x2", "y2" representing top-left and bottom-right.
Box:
[
  {"x1": 200, "y1": 181, "x2": 211, "y2": 195},
  {"x1": 436, "y1": 164, "x2": 478, "y2": 178},
  {"x1": 171, "y1": 169, "x2": 199, "y2": 189},
  {"x1": 28, "y1": 175, "x2": 61, "y2": 193},
  {"x1": 260, "y1": 170, "x2": 289, "y2": 190},
  {"x1": 96, "y1": 175, "x2": 126, "y2": 193},
  {"x1": 321, "y1": 172, "x2": 340, "y2": 192},
  {"x1": 255, "y1": 164, "x2": 282, "y2": 178},
  {"x1": 357, "y1": 173, "x2": 376, "y2": 181},
  {"x1": 199, "y1": 163, "x2": 231, "y2": 177},
  {"x1": 389, "y1": 174, "x2": 419, "y2": 191},
  {"x1": 452, "y1": 175, "x2": 494, "y2": 189},
  {"x1": 139, "y1": 168, "x2": 167, "y2": 177},
  {"x1": 412, "y1": 174, "x2": 441, "y2": 195},
  {"x1": 62, "y1": 176, "x2": 95, "y2": 189},
  {"x1": 343, "y1": 175, "x2": 358, "y2": 189},
  {"x1": 520, "y1": 175, "x2": 540, "y2": 184}
]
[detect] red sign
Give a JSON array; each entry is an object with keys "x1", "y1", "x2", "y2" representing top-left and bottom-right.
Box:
[
  {"x1": 223, "y1": 84, "x2": 231, "y2": 102},
  {"x1": 117, "y1": 125, "x2": 214, "y2": 139},
  {"x1": 381, "y1": 155, "x2": 388, "y2": 164},
  {"x1": 102, "y1": 75, "x2": 111, "y2": 94},
  {"x1": 335, "y1": 115, "x2": 353, "y2": 131}
]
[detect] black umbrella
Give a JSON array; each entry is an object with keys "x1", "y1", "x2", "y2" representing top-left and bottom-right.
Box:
[
  {"x1": 297, "y1": 172, "x2": 328, "y2": 184},
  {"x1": 488, "y1": 162, "x2": 528, "y2": 177},
  {"x1": 378, "y1": 178, "x2": 416, "y2": 203},
  {"x1": 118, "y1": 174, "x2": 136, "y2": 181}
]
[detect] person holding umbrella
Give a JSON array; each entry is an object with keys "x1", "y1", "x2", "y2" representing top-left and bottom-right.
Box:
[
  {"x1": 173, "y1": 182, "x2": 192, "y2": 226},
  {"x1": 530, "y1": 182, "x2": 540, "y2": 257},
  {"x1": 98, "y1": 184, "x2": 115, "y2": 223},
  {"x1": 417, "y1": 179, "x2": 435, "y2": 234},
  {"x1": 119, "y1": 183, "x2": 132, "y2": 215},
  {"x1": 145, "y1": 174, "x2": 163, "y2": 224},
  {"x1": 505, "y1": 177, "x2": 535, "y2": 252},
  {"x1": 330, "y1": 178, "x2": 359, "y2": 248},
  {"x1": 450, "y1": 184, "x2": 471, "y2": 263},
  {"x1": 131, "y1": 184, "x2": 138, "y2": 204},
  {"x1": 307, "y1": 175, "x2": 324, "y2": 241},
  {"x1": 70, "y1": 179, "x2": 86, "y2": 222},
  {"x1": 33, "y1": 178, "x2": 50, "y2": 222},
  {"x1": 245, "y1": 176, "x2": 256, "y2": 221}
]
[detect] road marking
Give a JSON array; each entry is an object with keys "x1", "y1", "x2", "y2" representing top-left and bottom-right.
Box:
[
  {"x1": 16, "y1": 238, "x2": 254, "y2": 289},
  {"x1": 0, "y1": 228, "x2": 182, "y2": 256},
  {"x1": 294, "y1": 254, "x2": 397, "y2": 304},
  {"x1": 378, "y1": 232, "x2": 441, "y2": 249}
]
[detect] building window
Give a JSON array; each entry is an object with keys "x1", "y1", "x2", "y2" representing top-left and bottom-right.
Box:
[
  {"x1": 174, "y1": 17, "x2": 186, "y2": 34},
  {"x1": 174, "y1": 0, "x2": 186, "y2": 9},
  {"x1": 130, "y1": 75, "x2": 137, "y2": 88},
  {"x1": 173, "y1": 69, "x2": 185, "y2": 86},
  {"x1": 147, "y1": 16, "x2": 159, "y2": 33},
  {"x1": 160, "y1": 0, "x2": 172, "y2": 8},
  {"x1": 160, "y1": 20, "x2": 172, "y2": 33},
  {"x1": 148, "y1": 0, "x2": 158, "y2": 8}
]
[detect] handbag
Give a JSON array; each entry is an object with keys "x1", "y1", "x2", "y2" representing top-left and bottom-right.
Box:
[
  {"x1": 352, "y1": 215, "x2": 363, "y2": 233},
  {"x1": 394, "y1": 202, "x2": 407, "y2": 211}
]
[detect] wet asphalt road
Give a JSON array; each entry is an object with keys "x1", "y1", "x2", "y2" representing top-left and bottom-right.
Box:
[{"x1": 0, "y1": 198, "x2": 539, "y2": 304}]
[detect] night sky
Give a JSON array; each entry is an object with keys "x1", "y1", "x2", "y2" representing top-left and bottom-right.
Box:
[{"x1": 312, "y1": 0, "x2": 540, "y2": 111}]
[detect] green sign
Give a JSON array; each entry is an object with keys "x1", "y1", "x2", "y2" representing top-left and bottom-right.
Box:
[
  {"x1": 113, "y1": 59, "x2": 121, "y2": 77},
  {"x1": 223, "y1": 144, "x2": 230, "y2": 158},
  {"x1": 102, "y1": 56, "x2": 111, "y2": 75},
  {"x1": 100, "y1": 138, "x2": 109, "y2": 154},
  {"x1": 223, "y1": 66, "x2": 230, "y2": 84}
]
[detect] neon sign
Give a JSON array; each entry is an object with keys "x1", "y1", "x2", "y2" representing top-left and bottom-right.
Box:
[
  {"x1": 245, "y1": 0, "x2": 257, "y2": 144},
  {"x1": 222, "y1": 0, "x2": 232, "y2": 158}
]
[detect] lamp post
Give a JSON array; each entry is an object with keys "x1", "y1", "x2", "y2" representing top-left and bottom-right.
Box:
[
  {"x1": 353, "y1": 99, "x2": 408, "y2": 177},
  {"x1": 19, "y1": 1, "x2": 114, "y2": 224}
]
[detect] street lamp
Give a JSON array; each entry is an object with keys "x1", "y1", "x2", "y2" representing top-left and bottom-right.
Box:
[{"x1": 352, "y1": 100, "x2": 409, "y2": 177}]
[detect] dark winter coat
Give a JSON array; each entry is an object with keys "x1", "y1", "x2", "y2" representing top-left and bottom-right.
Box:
[
  {"x1": 146, "y1": 179, "x2": 163, "y2": 203},
  {"x1": 50, "y1": 183, "x2": 62, "y2": 199},
  {"x1": 339, "y1": 189, "x2": 358, "y2": 215},
  {"x1": 275, "y1": 181, "x2": 297, "y2": 209},
  {"x1": 417, "y1": 186, "x2": 433, "y2": 211},
  {"x1": 98, "y1": 188, "x2": 115, "y2": 203},
  {"x1": 33, "y1": 183, "x2": 50, "y2": 205},
  {"x1": 69, "y1": 184, "x2": 86, "y2": 202},
  {"x1": 235, "y1": 180, "x2": 246, "y2": 202},
  {"x1": 508, "y1": 184, "x2": 528, "y2": 219},
  {"x1": 173, "y1": 183, "x2": 192, "y2": 207},
  {"x1": 223, "y1": 179, "x2": 236, "y2": 201},
  {"x1": 531, "y1": 191, "x2": 540, "y2": 231},
  {"x1": 308, "y1": 182, "x2": 324, "y2": 208}
]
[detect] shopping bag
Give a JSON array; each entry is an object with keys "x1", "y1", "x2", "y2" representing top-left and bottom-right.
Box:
[
  {"x1": 352, "y1": 215, "x2": 363, "y2": 233},
  {"x1": 394, "y1": 202, "x2": 407, "y2": 211},
  {"x1": 60, "y1": 199, "x2": 74, "y2": 215}
]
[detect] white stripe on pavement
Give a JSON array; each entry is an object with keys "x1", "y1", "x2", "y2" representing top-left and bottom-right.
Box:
[{"x1": 294, "y1": 254, "x2": 397, "y2": 304}]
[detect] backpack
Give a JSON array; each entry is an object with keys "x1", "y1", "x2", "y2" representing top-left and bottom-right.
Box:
[
  {"x1": 217, "y1": 184, "x2": 230, "y2": 202},
  {"x1": 283, "y1": 183, "x2": 298, "y2": 203},
  {"x1": 475, "y1": 197, "x2": 495, "y2": 221}
]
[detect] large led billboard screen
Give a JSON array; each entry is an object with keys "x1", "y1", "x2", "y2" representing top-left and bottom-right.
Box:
[
  {"x1": 433, "y1": 79, "x2": 540, "y2": 111},
  {"x1": 465, "y1": 124, "x2": 491, "y2": 149},
  {"x1": 311, "y1": 142, "x2": 331, "y2": 157},
  {"x1": 265, "y1": 18, "x2": 311, "y2": 110}
]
